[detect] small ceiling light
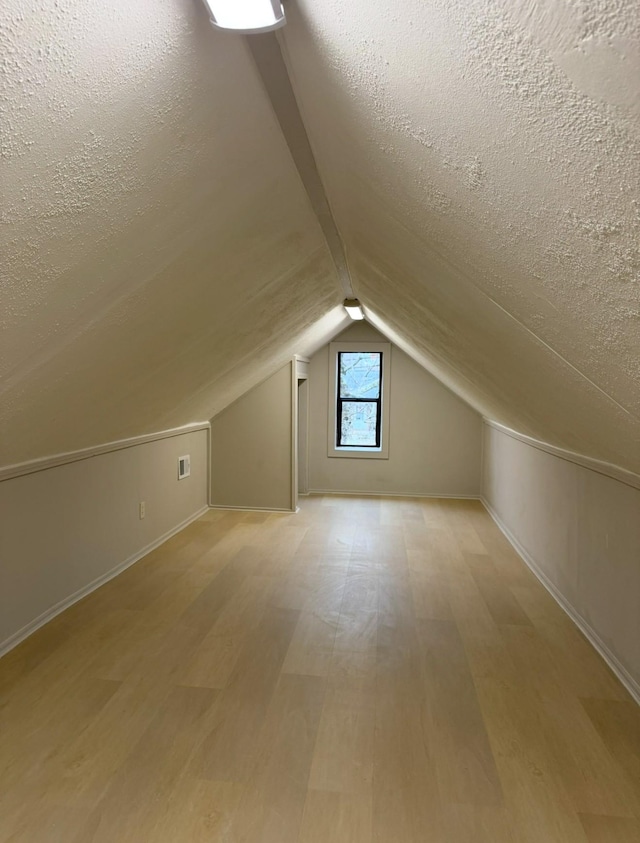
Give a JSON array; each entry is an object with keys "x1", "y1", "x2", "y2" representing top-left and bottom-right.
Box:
[
  {"x1": 344, "y1": 298, "x2": 364, "y2": 320},
  {"x1": 202, "y1": 0, "x2": 286, "y2": 34}
]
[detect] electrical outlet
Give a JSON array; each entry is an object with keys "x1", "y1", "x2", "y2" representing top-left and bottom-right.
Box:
[{"x1": 139, "y1": 501, "x2": 146, "y2": 520}]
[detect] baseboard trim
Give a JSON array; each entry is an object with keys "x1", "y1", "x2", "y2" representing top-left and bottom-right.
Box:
[
  {"x1": 0, "y1": 505, "x2": 209, "y2": 659},
  {"x1": 481, "y1": 496, "x2": 640, "y2": 706},
  {"x1": 208, "y1": 505, "x2": 295, "y2": 513},
  {"x1": 308, "y1": 489, "x2": 481, "y2": 500},
  {"x1": 0, "y1": 422, "x2": 211, "y2": 483}
]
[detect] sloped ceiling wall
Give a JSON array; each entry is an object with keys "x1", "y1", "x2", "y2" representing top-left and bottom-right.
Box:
[
  {"x1": 0, "y1": 0, "x2": 345, "y2": 466},
  {"x1": 2, "y1": 0, "x2": 639, "y2": 475},
  {"x1": 281, "y1": 0, "x2": 640, "y2": 473}
]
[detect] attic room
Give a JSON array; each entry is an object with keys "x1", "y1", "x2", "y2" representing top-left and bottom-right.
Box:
[{"x1": 0, "y1": 0, "x2": 638, "y2": 840}]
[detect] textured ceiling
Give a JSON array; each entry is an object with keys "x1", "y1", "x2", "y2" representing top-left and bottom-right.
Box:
[
  {"x1": 1, "y1": 0, "x2": 639, "y2": 474},
  {"x1": 281, "y1": 0, "x2": 640, "y2": 473},
  {"x1": 0, "y1": 0, "x2": 344, "y2": 465}
]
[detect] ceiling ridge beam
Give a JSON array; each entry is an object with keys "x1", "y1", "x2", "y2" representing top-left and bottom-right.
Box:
[{"x1": 246, "y1": 32, "x2": 354, "y2": 298}]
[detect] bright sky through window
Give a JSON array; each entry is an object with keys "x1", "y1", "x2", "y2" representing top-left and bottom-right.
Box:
[
  {"x1": 339, "y1": 353, "x2": 381, "y2": 399},
  {"x1": 337, "y1": 352, "x2": 382, "y2": 447}
]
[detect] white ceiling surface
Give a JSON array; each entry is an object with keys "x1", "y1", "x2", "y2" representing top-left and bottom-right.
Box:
[
  {"x1": 281, "y1": 0, "x2": 640, "y2": 473},
  {"x1": 0, "y1": 0, "x2": 345, "y2": 466},
  {"x1": 1, "y1": 1, "x2": 639, "y2": 475}
]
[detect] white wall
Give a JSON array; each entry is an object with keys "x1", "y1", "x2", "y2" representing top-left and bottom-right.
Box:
[
  {"x1": 308, "y1": 323, "x2": 482, "y2": 496},
  {"x1": 482, "y1": 421, "x2": 640, "y2": 701},
  {"x1": 0, "y1": 427, "x2": 209, "y2": 654},
  {"x1": 210, "y1": 363, "x2": 294, "y2": 511}
]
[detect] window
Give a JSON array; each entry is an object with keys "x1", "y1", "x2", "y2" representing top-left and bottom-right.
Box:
[
  {"x1": 328, "y1": 341, "x2": 390, "y2": 459},
  {"x1": 337, "y1": 351, "x2": 382, "y2": 447}
]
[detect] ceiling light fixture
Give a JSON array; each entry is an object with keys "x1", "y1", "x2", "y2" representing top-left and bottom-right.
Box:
[
  {"x1": 202, "y1": 0, "x2": 286, "y2": 34},
  {"x1": 344, "y1": 298, "x2": 364, "y2": 320}
]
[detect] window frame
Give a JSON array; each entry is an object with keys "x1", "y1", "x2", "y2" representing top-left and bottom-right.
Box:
[
  {"x1": 336, "y1": 351, "x2": 382, "y2": 449},
  {"x1": 328, "y1": 341, "x2": 390, "y2": 460}
]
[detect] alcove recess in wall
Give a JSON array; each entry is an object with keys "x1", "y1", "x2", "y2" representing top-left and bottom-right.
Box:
[
  {"x1": 209, "y1": 362, "x2": 297, "y2": 511},
  {"x1": 305, "y1": 321, "x2": 483, "y2": 497}
]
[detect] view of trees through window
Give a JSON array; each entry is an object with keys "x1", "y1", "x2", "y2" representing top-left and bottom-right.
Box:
[{"x1": 337, "y1": 352, "x2": 382, "y2": 447}]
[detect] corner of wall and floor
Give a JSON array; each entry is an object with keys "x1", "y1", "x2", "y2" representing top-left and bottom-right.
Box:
[
  {"x1": 479, "y1": 418, "x2": 640, "y2": 705},
  {"x1": 0, "y1": 423, "x2": 211, "y2": 657}
]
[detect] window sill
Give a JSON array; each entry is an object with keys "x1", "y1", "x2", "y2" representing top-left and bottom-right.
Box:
[{"x1": 328, "y1": 446, "x2": 389, "y2": 460}]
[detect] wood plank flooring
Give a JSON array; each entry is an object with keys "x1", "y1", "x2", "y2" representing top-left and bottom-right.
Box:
[{"x1": 1, "y1": 496, "x2": 638, "y2": 842}]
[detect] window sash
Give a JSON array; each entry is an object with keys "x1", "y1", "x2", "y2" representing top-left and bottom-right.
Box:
[{"x1": 336, "y1": 398, "x2": 381, "y2": 448}]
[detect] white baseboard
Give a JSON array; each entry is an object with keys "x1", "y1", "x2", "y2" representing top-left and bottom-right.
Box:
[
  {"x1": 208, "y1": 504, "x2": 295, "y2": 513},
  {"x1": 481, "y1": 496, "x2": 640, "y2": 706},
  {"x1": 0, "y1": 505, "x2": 209, "y2": 659},
  {"x1": 308, "y1": 489, "x2": 481, "y2": 500}
]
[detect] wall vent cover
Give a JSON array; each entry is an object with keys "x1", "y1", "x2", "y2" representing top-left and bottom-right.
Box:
[{"x1": 178, "y1": 455, "x2": 191, "y2": 480}]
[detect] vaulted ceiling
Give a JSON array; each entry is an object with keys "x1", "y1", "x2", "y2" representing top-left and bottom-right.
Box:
[{"x1": 2, "y1": 0, "x2": 639, "y2": 473}]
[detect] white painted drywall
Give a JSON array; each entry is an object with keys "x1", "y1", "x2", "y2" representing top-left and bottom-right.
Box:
[
  {"x1": 282, "y1": 0, "x2": 640, "y2": 474},
  {"x1": 0, "y1": 0, "x2": 343, "y2": 467},
  {"x1": 3, "y1": 0, "x2": 639, "y2": 478},
  {"x1": 0, "y1": 427, "x2": 208, "y2": 653},
  {"x1": 210, "y1": 363, "x2": 294, "y2": 510},
  {"x1": 308, "y1": 323, "x2": 482, "y2": 496},
  {"x1": 482, "y1": 421, "x2": 640, "y2": 697}
]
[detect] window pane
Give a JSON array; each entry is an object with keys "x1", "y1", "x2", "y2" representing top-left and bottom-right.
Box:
[
  {"x1": 340, "y1": 401, "x2": 378, "y2": 446},
  {"x1": 339, "y1": 352, "x2": 381, "y2": 399}
]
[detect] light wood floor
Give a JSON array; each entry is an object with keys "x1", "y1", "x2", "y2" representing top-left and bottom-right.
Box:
[{"x1": 1, "y1": 497, "x2": 639, "y2": 843}]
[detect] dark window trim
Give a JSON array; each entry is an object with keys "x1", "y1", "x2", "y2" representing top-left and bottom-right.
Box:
[{"x1": 336, "y1": 351, "x2": 383, "y2": 449}]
